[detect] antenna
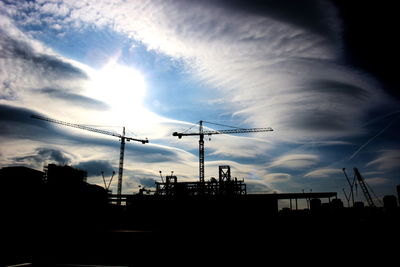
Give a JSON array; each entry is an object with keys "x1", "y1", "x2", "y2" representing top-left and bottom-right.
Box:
[
  {"x1": 101, "y1": 170, "x2": 116, "y2": 191},
  {"x1": 342, "y1": 168, "x2": 355, "y2": 206},
  {"x1": 101, "y1": 171, "x2": 107, "y2": 189},
  {"x1": 159, "y1": 171, "x2": 164, "y2": 183}
]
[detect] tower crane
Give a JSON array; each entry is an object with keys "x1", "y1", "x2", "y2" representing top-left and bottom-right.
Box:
[
  {"x1": 31, "y1": 114, "x2": 148, "y2": 205},
  {"x1": 343, "y1": 167, "x2": 380, "y2": 207},
  {"x1": 172, "y1": 120, "x2": 273, "y2": 183},
  {"x1": 353, "y1": 167, "x2": 376, "y2": 207}
]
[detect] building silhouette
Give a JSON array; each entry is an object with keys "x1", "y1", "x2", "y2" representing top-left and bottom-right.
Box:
[{"x1": 1, "y1": 164, "x2": 399, "y2": 266}]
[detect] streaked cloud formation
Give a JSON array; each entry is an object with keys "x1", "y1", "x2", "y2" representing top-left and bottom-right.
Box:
[
  {"x1": 366, "y1": 150, "x2": 400, "y2": 171},
  {"x1": 36, "y1": 1, "x2": 391, "y2": 138},
  {"x1": 2, "y1": 0, "x2": 390, "y2": 138},
  {"x1": 304, "y1": 168, "x2": 341, "y2": 178},
  {"x1": 269, "y1": 154, "x2": 319, "y2": 169},
  {"x1": 0, "y1": 0, "x2": 399, "y2": 199}
]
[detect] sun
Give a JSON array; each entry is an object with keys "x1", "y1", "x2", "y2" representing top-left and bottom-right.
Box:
[
  {"x1": 89, "y1": 62, "x2": 146, "y2": 111},
  {"x1": 85, "y1": 61, "x2": 159, "y2": 127}
]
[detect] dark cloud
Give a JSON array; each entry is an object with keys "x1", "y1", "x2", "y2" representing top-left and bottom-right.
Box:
[
  {"x1": 1, "y1": 80, "x2": 16, "y2": 100},
  {"x1": 0, "y1": 104, "x2": 37, "y2": 123},
  {"x1": 138, "y1": 178, "x2": 157, "y2": 188},
  {"x1": 0, "y1": 104, "x2": 56, "y2": 139},
  {"x1": 209, "y1": 0, "x2": 340, "y2": 41},
  {"x1": 12, "y1": 147, "x2": 72, "y2": 168},
  {"x1": 125, "y1": 143, "x2": 191, "y2": 164},
  {"x1": 332, "y1": 0, "x2": 400, "y2": 99},
  {"x1": 0, "y1": 103, "x2": 114, "y2": 145},
  {"x1": 0, "y1": 104, "x2": 184, "y2": 166},
  {"x1": 290, "y1": 110, "x2": 350, "y2": 133},
  {"x1": 74, "y1": 160, "x2": 114, "y2": 177},
  {"x1": 0, "y1": 28, "x2": 87, "y2": 80},
  {"x1": 246, "y1": 180, "x2": 273, "y2": 193},
  {"x1": 307, "y1": 80, "x2": 368, "y2": 100},
  {"x1": 0, "y1": 25, "x2": 88, "y2": 100},
  {"x1": 38, "y1": 88, "x2": 109, "y2": 110}
]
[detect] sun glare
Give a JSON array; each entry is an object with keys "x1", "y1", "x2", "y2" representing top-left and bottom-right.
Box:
[
  {"x1": 90, "y1": 63, "x2": 146, "y2": 110},
  {"x1": 85, "y1": 62, "x2": 163, "y2": 130}
]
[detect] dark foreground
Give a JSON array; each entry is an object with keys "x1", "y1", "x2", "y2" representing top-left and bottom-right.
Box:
[{"x1": 3, "y1": 204, "x2": 399, "y2": 266}]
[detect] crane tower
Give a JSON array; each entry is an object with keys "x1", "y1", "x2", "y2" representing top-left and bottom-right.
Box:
[
  {"x1": 173, "y1": 120, "x2": 273, "y2": 183},
  {"x1": 31, "y1": 114, "x2": 148, "y2": 205}
]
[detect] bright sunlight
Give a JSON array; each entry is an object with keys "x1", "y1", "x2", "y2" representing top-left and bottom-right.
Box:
[
  {"x1": 85, "y1": 61, "x2": 164, "y2": 130},
  {"x1": 89, "y1": 62, "x2": 146, "y2": 111}
]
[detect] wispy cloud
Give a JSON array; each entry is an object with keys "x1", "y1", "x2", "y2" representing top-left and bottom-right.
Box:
[
  {"x1": 366, "y1": 150, "x2": 400, "y2": 171},
  {"x1": 10, "y1": 147, "x2": 73, "y2": 169},
  {"x1": 3, "y1": 0, "x2": 391, "y2": 141},
  {"x1": 0, "y1": 13, "x2": 87, "y2": 98},
  {"x1": 264, "y1": 172, "x2": 292, "y2": 183},
  {"x1": 1, "y1": 0, "x2": 399, "y2": 196},
  {"x1": 207, "y1": 135, "x2": 273, "y2": 159},
  {"x1": 246, "y1": 180, "x2": 273, "y2": 193},
  {"x1": 304, "y1": 168, "x2": 341, "y2": 178},
  {"x1": 74, "y1": 159, "x2": 114, "y2": 177},
  {"x1": 364, "y1": 177, "x2": 389, "y2": 185},
  {"x1": 268, "y1": 154, "x2": 319, "y2": 169},
  {"x1": 38, "y1": 87, "x2": 109, "y2": 110},
  {"x1": 349, "y1": 117, "x2": 399, "y2": 160}
]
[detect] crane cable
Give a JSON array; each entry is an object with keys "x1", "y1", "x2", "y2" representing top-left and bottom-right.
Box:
[
  {"x1": 201, "y1": 120, "x2": 245, "y2": 130},
  {"x1": 365, "y1": 179, "x2": 383, "y2": 206},
  {"x1": 181, "y1": 120, "x2": 245, "y2": 133}
]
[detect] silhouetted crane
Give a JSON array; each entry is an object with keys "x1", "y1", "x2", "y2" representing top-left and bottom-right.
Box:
[
  {"x1": 173, "y1": 120, "x2": 273, "y2": 183},
  {"x1": 342, "y1": 168, "x2": 355, "y2": 206},
  {"x1": 343, "y1": 167, "x2": 381, "y2": 207},
  {"x1": 353, "y1": 167, "x2": 376, "y2": 207},
  {"x1": 31, "y1": 114, "x2": 148, "y2": 205},
  {"x1": 101, "y1": 170, "x2": 115, "y2": 191}
]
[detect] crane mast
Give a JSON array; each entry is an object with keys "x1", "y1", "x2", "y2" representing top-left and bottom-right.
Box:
[
  {"x1": 31, "y1": 114, "x2": 148, "y2": 205},
  {"x1": 118, "y1": 127, "x2": 126, "y2": 198},
  {"x1": 173, "y1": 120, "x2": 273, "y2": 183},
  {"x1": 199, "y1": 120, "x2": 205, "y2": 183}
]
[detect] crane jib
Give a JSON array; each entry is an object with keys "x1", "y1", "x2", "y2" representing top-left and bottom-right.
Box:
[
  {"x1": 172, "y1": 122, "x2": 273, "y2": 183},
  {"x1": 30, "y1": 113, "x2": 148, "y2": 205},
  {"x1": 173, "y1": 128, "x2": 273, "y2": 136},
  {"x1": 31, "y1": 114, "x2": 148, "y2": 143}
]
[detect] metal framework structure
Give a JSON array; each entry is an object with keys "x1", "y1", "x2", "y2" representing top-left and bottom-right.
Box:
[
  {"x1": 31, "y1": 114, "x2": 148, "y2": 205},
  {"x1": 173, "y1": 120, "x2": 273, "y2": 183},
  {"x1": 353, "y1": 167, "x2": 376, "y2": 207},
  {"x1": 155, "y1": 176, "x2": 247, "y2": 196},
  {"x1": 343, "y1": 167, "x2": 378, "y2": 207}
]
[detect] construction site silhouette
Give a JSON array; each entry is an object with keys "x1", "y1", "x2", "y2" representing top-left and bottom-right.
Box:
[{"x1": 1, "y1": 163, "x2": 399, "y2": 266}]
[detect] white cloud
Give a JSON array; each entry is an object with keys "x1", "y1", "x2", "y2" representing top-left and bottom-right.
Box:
[
  {"x1": 268, "y1": 153, "x2": 319, "y2": 169},
  {"x1": 364, "y1": 177, "x2": 389, "y2": 185},
  {"x1": 366, "y1": 150, "x2": 400, "y2": 171},
  {"x1": 246, "y1": 180, "x2": 273, "y2": 194},
  {"x1": 1, "y1": 0, "x2": 397, "y2": 196},
  {"x1": 304, "y1": 168, "x2": 341, "y2": 178},
  {"x1": 41, "y1": 2, "x2": 70, "y2": 17},
  {"x1": 264, "y1": 172, "x2": 292, "y2": 183},
  {"x1": 3, "y1": 0, "x2": 390, "y2": 141},
  {"x1": 0, "y1": 13, "x2": 89, "y2": 110},
  {"x1": 207, "y1": 134, "x2": 273, "y2": 158}
]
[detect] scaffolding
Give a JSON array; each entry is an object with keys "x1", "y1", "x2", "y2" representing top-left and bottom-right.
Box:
[{"x1": 155, "y1": 165, "x2": 246, "y2": 196}]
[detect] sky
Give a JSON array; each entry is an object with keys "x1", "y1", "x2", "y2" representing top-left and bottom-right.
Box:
[{"x1": 1, "y1": 0, "x2": 399, "y2": 206}]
